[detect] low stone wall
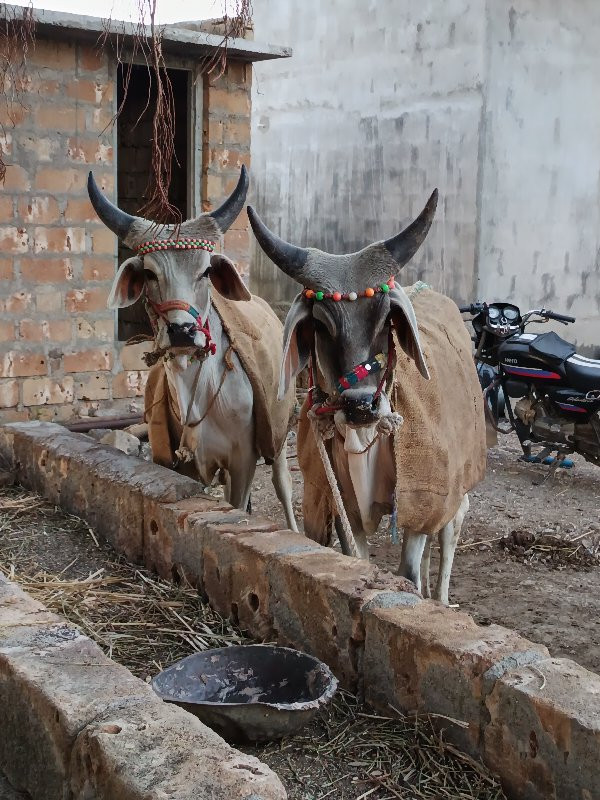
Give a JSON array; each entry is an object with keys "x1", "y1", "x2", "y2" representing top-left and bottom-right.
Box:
[
  {"x1": 0, "y1": 574, "x2": 285, "y2": 800},
  {"x1": 1, "y1": 421, "x2": 600, "y2": 800}
]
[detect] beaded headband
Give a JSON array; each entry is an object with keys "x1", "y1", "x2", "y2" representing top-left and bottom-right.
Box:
[
  {"x1": 136, "y1": 237, "x2": 216, "y2": 256},
  {"x1": 303, "y1": 276, "x2": 395, "y2": 302}
]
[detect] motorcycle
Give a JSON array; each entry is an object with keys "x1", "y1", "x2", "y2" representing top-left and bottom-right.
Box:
[{"x1": 459, "y1": 301, "x2": 600, "y2": 468}]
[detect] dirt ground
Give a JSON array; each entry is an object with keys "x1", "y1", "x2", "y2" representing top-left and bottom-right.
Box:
[
  {"x1": 253, "y1": 431, "x2": 600, "y2": 675},
  {"x1": 0, "y1": 486, "x2": 505, "y2": 800}
]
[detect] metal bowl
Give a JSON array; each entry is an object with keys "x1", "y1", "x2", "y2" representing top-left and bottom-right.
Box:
[{"x1": 151, "y1": 644, "x2": 338, "y2": 743}]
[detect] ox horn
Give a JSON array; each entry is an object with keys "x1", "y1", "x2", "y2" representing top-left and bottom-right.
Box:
[
  {"x1": 383, "y1": 189, "x2": 438, "y2": 267},
  {"x1": 209, "y1": 165, "x2": 249, "y2": 233},
  {"x1": 87, "y1": 172, "x2": 140, "y2": 241},
  {"x1": 247, "y1": 205, "x2": 308, "y2": 280}
]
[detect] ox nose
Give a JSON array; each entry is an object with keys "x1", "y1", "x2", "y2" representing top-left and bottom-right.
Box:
[
  {"x1": 342, "y1": 389, "x2": 379, "y2": 424},
  {"x1": 167, "y1": 322, "x2": 196, "y2": 347}
]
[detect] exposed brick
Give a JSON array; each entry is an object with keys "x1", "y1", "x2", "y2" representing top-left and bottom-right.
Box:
[
  {"x1": 65, "y1": 287, "x2": 110, "y2": 313},
  {"x1": 66, "y1": 79, "x2": 112, "y2": 104},
  {"x1": 0, "y1": 196, "x2": 14, "y2": 220},
  {"x1": 204, "y1": 174, "x2": 224, "y2": 206},
  {"x1": 0, "y1": 226, "x2": 28, "y2": 253},
  {"x1": 0, "y1": 409, "x2": 30, "y2": 422},
  {"x1": 208, "y1": 87, "x2": 250, "y2": 115},
  {"x1": 209, "y1": 147, "x2": 250, "y2": 171},
  {"x1": 89, "y1": 227, "x2": 116, "y2": 255},
  {"x1": 81, "y1": 256, "x2": 114, "y2": 281},
  {"x1": 0, "y1": 104, "x2": 29, "y2": 127},
  {"x1": 29, "y1": 39, "x2": 76, "y2": 70},
  {"x1": 36, "y1": 291, "x2": 63, "y2": 313},
  {"x1": 20, "y1": 257, "x2": 73, "y2": 283},
  {"x1": 64, "y1": 348, "x2": 113, "y2": 373},
  {"x1": 78, "y1": 44, "x2": 107, "y2": 72},
  {"x1": 33, "y1": 227, "x2": 86, "y2": 254},
  {"x1": 19, "y1": 319, "x2": 71, "y2": 343},
  {"x1": 88, "y1": 107, "x2": 115, "y2": 133},
  {"x1": 206, "y1": 118, "x2": 223, "y2": 144},
  {"x1": 1, "y1": 291, "x2": 32, "y2": 313},
  {"x1": 0, "y1": 320, "x2": 14, "y2": 340},
  {"x1": 112, "y1": 370, "x2": 148, "y2": 398},
  {"x1": 75, "y1": 373, "x2": 111, "y2": 401},
  {"x1": 34, "y1": 105, "x2": 86, "y2": 132},
  {"x1": 17, "y1": 196, "x2": 60, "y2": 224},
  {"x1": 224, "y1": 118, "x2": 251, "y2": 146},
  {"x1": 0, "y1": 258, "x2": 13, "y2": 281},
  {"x1": 35, "y1": 168, "x2": 87, "y2": 193},
  {"x1": 120, "y1": 341, "x2": 153, "y2": 370},
  {"x1": 21, "y1": 135, "x2": 61, "y2": 163},
  {"x1": 0, "y1": 380, "x2": 18, "y2": 408},
  {"x1": 34, "y1": 404, "x2": 77, "y2": 423},
  {"x1": 223, "y1": 228, "x2": 249, "y2": 261},
  {"x1": 22, "y1": 376, "x2": 74, "y2": 405},
  {"x1": 24, "y1": 76, "x2": 61, "y2": 96},
  {"x1": 224, "y1": 60, "x2": 251, "y2": 87},
  {"x1": 0, "y1": 351, "x2": 47, "y2": 378},
  {"x1": 66, "y1": 137, "x2": 112, "y2": 165},
  {"x1": 92, "y1": 319, "x2": 115, "y2": 341}
]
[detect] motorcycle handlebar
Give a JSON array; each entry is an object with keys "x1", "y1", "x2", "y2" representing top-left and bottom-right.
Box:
[
  {"x1": 459, "y1": 303, "x2": 484, "y2": 314},
  {"x1": 542, "y1": 310, "x2": 576, "y2": 324}
]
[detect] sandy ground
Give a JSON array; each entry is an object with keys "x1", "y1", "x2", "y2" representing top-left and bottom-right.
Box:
[{"x1": 251, "y1": 431, "x2": 600, "y2": 675}]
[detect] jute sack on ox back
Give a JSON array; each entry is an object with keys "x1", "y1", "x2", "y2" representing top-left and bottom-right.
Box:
[
  {"x1": 144, "y1": 292, "x2": 295, "y2": 476},
  {"x1": 298, "y1": 285, "x2": 487, "y2": 540}
]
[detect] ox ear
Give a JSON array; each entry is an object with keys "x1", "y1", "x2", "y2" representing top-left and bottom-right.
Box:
[
  {"x1": 107, "y1": 256, "x2": 145, "y2": 309},
  {"x1": 389, "y1": 287, "x2": 430, "y2": 380},
  {"x1": 209, "y1": 254, "x2": 251, "y2": 301},
  {"x1": 279, "y1": 294, "x2": 313, "y2": 400}
]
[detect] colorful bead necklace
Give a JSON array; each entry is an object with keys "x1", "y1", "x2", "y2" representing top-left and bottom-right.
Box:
[
  {"x1": 136, "y1": 237, "x2": 216, "y2": 256},
  {"x1": 303, "y1": 276, "x2": 395, "y2": 302}
]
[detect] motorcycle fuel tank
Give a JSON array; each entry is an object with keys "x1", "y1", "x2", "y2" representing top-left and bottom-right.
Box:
[{"x1": 498, "y1": 333, "x2": 567, "y2": 384}]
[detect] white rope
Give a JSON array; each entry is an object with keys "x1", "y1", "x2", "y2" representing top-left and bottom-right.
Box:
[{"x1": 308, "y1": 410, "x2": 359, "y2": 558}]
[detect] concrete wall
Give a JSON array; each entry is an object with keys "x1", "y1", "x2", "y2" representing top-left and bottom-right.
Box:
[
  {"x1": 251, "y1": 0, "x2": 600, "y2": 354},
  {"x1": 478, "y1": 1, "x2": 600, "y2": 353}
]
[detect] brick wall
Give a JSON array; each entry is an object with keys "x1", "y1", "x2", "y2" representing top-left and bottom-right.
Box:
[
  {"x1": 0, "y1": 34, "x2": 253, "y2": 423},
  {"x1": 202, "y1": 60, "x2": 252, "y2": 280}
]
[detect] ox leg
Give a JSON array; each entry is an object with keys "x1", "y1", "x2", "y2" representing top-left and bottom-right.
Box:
[
  {"x1": 271, "y1": 440, "x2": 298, "y2": 532},
  {"x1": 398, "y1": 532, "x2": 428, "y2": 592},
  {"x1": 434, "y1": 494, "x2": 469, "y2": 606},
  {"x1": 226, "y1": 448, "x2": 257, "y2": 512},
  {"x1": 334, "y1": 517, "x2": 370, "y2": 560},
  {"x1": 421, "y1": 537, "x2": 433, "y2": 599}
]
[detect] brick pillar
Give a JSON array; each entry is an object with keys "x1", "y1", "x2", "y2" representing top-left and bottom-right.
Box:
[
  {"x1": 202, "y1": 61, "x2": 252, "y2": 280},
  {"x1": 0, "y1": 37, "x2": 116, "y2": 422}
]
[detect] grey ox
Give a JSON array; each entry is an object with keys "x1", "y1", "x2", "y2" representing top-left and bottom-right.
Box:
[
  {"x1": 87, "y1": 167, "x2": 297, "y2": 531},
  {"x1": 248, "y1": 192, "x2": 486, "y2": 604}
]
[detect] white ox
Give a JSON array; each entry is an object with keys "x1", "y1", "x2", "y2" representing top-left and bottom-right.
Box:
[
  {"x1": 88, "y1": 168, "x2": 297, "y2": 531},
  {"x1": 247, "y1": 192, "x2": 486, "y2": 604}
]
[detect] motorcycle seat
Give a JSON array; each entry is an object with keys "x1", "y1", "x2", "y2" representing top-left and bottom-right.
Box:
[
  {"x1": 565, "y1": 353, "x2": 600, "y2": 392},
  {"x1": 528, "y1": 331, "x2": 576, "y2": 365}
]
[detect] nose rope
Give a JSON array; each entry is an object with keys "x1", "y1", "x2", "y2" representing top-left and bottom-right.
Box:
[{"x1": 146, "y1": 296, "x2": 217, "y2": 356}]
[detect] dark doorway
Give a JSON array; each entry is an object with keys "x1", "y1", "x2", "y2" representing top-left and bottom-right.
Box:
[{"x1": 116, "y1": 64, "x2": 190, "y2": 341}]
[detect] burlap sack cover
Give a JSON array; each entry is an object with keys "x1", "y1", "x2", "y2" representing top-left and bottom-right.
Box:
[
  {"x1": 299, "y1": 285, "x2": 486, "y2": 540},
  {"x1": 144, "y1": 291, "x2": 294, "y2": 475}
]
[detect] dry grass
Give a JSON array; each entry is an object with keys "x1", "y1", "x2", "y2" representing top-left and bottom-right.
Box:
[{"x1": 0, "y1": 485, "x2": 507, "y2": 799}]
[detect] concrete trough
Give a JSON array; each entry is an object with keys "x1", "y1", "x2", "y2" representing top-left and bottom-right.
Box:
[{"x1": 1, "y1": 420, "x2": 600, "y2": 800}]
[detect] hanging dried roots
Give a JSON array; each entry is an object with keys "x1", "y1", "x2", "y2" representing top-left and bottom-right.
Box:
[{"x1": 0, "y1": 2, "x2": 35, "y2": 183}]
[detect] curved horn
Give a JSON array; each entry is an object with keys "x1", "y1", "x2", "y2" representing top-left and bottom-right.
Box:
[
  {"x1": 210, "y1": 165, "x2": 249, "y2": 233},
  {"x1": 384, "y1": 189, "x2": 438, "y2": 267},
  {"x1": 247, "y1": 205, "x2": 309, "y2": 282},
  {"x1": 87, "y1": 172, "x2": 138, "y2": 241}
]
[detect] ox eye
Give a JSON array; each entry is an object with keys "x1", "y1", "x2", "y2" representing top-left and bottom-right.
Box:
[{"x1": 144, "y1": 269, "x2": 158, "y2": 282}]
